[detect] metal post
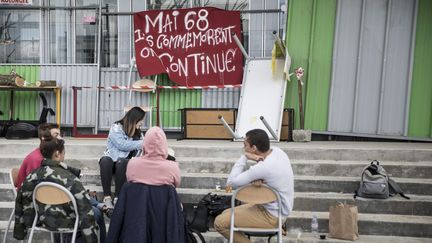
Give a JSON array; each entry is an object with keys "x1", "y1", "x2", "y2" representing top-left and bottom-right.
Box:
[
  {"x1": 156, "y1": 88, "x2": 161, "y2": 127},
  {"x1": 72, "y1": 87, "x2": 78, "y2": 137},
  {"x1": 94, "y1": 0, "x2": 103, "y2": 134},
  {"x1": 128, "y1": 57, "x2": 136, "y2": 103},
  {"x1": 232, "y1": 34, "x2": 249, "y2": 60},
  {"x1": 260, "y1": 116, "x2": 279, "y2": 141},
  {"x1": 218, "y1": 115, "x2": 240, "y2": 139}
]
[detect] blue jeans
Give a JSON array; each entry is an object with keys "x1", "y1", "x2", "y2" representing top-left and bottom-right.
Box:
[{"x1": 90, "y1": 197, "x2": 106, "y2": 243}]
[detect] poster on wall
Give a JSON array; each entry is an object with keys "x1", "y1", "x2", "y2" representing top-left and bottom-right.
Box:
[{"x1": 133, "y1": 7, "x2": 243, "y2": 87}]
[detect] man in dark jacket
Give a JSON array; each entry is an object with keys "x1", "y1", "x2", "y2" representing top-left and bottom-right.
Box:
[{"x1": 107, "y1": 182, "x2": 185, "y2": 243}]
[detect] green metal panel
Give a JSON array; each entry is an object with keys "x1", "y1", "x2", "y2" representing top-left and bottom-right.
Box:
[
  {"x1": 285, "y1": 0, "x2": 336, "y2": 130},
  {"x1": 408, "y1": 0, "x2": 432, "y2": 138},
  {"x1": 0, "y1": 65, "x2": 40, "y2": 120},
  {"x1": 152, "y1": 75, "x2": 201, "y2": 128}
]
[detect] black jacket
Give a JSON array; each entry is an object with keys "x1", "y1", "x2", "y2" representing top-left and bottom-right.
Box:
[{"x1": 107, "y1": 183, "x2": 185, "y2": 243}]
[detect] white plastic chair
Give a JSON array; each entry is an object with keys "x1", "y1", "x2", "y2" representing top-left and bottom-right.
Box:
[
  {"x1": 2, "y1": 168, "x2": 19, "y2": 243},
  {"x1": 28, "y1": 182, "x2": 80, "y2": 243},
  {"x1": 229, "y1": 184, "x2": 283, "y2": 243}
]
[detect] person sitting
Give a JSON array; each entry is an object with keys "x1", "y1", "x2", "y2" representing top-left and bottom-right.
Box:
[
  {"x1": 126, "y1": 126, "x2": 180, "y2": 187},
  {"x1": 214, "y1": 129, "x2": 294, "y2": 243},
  {"x1": 16, "y1": 123, "x2": 61, "y2": 190},
  {"x1": 14, "y1": 136, "x2": 99, "y2": 243},
  {"x1": 99, "y1": 106, "x2": 146, "y2": 209},
  {"x1": 107, "y1": 127, "x2": 183, "y2": 243},
  {"x1": 14, "y1": 123, "x2": 107, "y2": 242}
]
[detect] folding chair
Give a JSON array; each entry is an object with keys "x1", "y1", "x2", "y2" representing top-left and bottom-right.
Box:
[
  {"x1": 229, "y1": 184, "x2": 283, "y2": 243},
  {"x1": 2, "y1": 168, "x2": 19, "y2": 243},
  {"x1": 28, "y1": 182, "x2": 80, "y2": 243}
]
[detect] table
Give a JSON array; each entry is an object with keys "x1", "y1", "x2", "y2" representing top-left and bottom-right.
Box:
[
  {"x1": 179, "y1": 108, "x2": 237, "y2": 140},
  {"x1": 0, "y1": 86, "x2": 61, "y2": 125}
]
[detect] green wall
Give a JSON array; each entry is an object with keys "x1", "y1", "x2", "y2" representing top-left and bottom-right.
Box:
[
  {"x1": 284, "y1": 0, "x2": 336, "y2": 130},
  {"x1": 152, "y1": 74, "x2": 201, "y2": 127},
  {"x1": 408, "y1": 0, "x2": 432, "y2": 138},
  {"x1": 0, "y1": 65, "x2": 40, "y2": 120}
]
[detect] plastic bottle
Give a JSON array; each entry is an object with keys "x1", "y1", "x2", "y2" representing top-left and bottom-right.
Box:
[
  {"x1": 311, "y1": 214, "x2": 319, "y2": 238},
  {"x1": 215, "y1": 181, "x2": 221, "y2": 191}
]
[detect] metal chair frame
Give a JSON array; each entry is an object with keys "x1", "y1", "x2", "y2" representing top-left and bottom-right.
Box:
[
  {"x1": 229, "y1": 184, "x2": 283, "y2": 243},
  {"x1": 2, "y1": 168, "x2": 19, "y2": 243},
  {"x1": 28, "y1": 182, "x2": 80, "y2": 243}
]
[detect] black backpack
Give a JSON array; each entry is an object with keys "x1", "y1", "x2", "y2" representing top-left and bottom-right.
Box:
[
  {"x1": 5, "y1": 122, "x2": 37, "y2": 139},
  {"x1": 2, "y1": 93, "x2": 55, "y2": 139},
  {"x1": 185, "y1": 225, "x2": 206, "y2": 243}
]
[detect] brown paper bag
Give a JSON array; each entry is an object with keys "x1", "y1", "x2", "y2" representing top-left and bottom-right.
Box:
[{"x1": 329, "y1": 203, "x2": 359, "y2": 240}]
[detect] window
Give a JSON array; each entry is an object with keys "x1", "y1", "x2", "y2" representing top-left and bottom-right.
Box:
[
  {"x1": 0, "y1": 0, "x2": 284, "y2": 65},
  {"x1": 48, "y1": 0, "x2": 68, "y2": 63},
  {"x1": 0, "y1": 7, "x2": 41, "y2": 63}
]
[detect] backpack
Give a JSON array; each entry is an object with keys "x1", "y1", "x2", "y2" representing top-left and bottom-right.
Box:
[
  {"x1": 183, "y1": 206, "x2": 207, "y2": 243},
  {"x1": 5, "y1": 121, "x2": 37, "y2": 139},
  {"x1": 185, "y1": 225, "x2": 206, "y2": 243},
  {"x1": 354, "y1": 160, "x2": 410, "y2": 200}
]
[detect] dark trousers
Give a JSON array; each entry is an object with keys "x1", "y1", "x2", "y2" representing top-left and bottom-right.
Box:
[{"x1": 99, "y1": 156, "x2": 129, "y2": 198}]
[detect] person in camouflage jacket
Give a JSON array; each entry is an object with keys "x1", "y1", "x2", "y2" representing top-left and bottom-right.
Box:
[{"x1": 14, "y1": 137, "x2": 99, "y2": 243}]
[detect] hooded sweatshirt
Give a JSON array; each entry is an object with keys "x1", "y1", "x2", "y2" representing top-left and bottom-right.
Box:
[{"x1": 126, "y1": 127, "x2": 180, "y2": 187}]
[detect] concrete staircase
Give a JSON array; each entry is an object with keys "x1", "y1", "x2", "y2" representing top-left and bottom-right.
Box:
[{"x1": 0, "y1": 139, "x2": 431, "y2": 242}]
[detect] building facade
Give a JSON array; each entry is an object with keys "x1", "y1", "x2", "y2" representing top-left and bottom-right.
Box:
[{"x1": 0, "y1": 0, "x2": 431, "y2": 140}]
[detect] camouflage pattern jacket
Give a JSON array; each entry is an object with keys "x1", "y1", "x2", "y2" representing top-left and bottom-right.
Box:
[{"x1": 14, "y1": 159, "x2": 99, "y2": 243}]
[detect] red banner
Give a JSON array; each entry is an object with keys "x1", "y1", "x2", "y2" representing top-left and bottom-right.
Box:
[{"x1": 133, "y1": 7, "x2": 243, "y2": 86}]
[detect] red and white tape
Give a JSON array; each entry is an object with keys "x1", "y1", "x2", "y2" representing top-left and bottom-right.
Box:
[{"x1": 73, "y1": 84, "x2": 242, "y2": 90}]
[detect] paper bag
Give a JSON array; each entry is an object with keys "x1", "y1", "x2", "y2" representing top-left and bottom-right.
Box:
[{"x1": 329, "y1": 203, "x2": 359, "y2": 241}]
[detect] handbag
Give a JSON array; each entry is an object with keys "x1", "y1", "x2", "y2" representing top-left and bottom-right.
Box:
[
  {"x1": 183, "y1": 203, "x2": 209, "y2": 233},
  {"x1": 199, "y1": 193, "x2": 233, "y2": 217},
  {"x1": 329, "y1": 203, "x2": 359, "y2": 240}
]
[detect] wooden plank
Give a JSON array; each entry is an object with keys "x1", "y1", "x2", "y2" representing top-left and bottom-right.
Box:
[
  {"x1": 186, "y1": 110, "x2": 235, "y2": 124},
  {"x1": 186, "y1": 125, "x2": 234, "y2": 139},
  {"x1": 280, "y1": 109, "x2": 294, "y2": 141}
]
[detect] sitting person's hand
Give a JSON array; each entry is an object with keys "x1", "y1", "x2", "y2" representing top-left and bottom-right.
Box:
[
  {"x1": 251, "y1": 179, "x2": 264, "y2": 186},
  {"x1": 245, "y1": 152, "x2": 264, "y2": 162}
]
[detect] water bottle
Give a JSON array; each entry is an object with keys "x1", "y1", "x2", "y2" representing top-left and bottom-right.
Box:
[
  {"x1": 311, "y1": 214, "x2": 319, "y2": 238},
  {"x1": 215, "y1": 181, "x2": 221, "y2": 191}
]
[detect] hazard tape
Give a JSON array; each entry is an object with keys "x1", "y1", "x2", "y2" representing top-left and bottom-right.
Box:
[{"x1": 72, "y1": 84, "x2": 242, "y2": 90}]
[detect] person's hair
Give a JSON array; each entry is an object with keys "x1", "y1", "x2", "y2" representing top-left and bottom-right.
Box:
[
  {"x1": 245, "y1": 129, "x2": 270, "y2": 153},
  {"x1": 115, "y1": 107, "x2": 146, "y2": 138},
  {"x1": 38, "y1": 123, "x2": 59, "y2": 140},
  {"x1": 39, "y1": 136, "x2": 65, "y2": 159}
]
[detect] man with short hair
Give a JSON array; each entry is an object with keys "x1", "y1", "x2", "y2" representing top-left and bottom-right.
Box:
[
  {"x1": 16, "y1": 123, "x2": 61, "y2": 189},
  {"x1": 214, "y1": 129, "x2": 294, "y2": 243}
]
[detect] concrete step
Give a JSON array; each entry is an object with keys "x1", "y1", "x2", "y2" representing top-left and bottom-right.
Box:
[
  {"x1": 2, "y1": 170, "x2": 431, "y2": 196},
  {"x1": 2, "y1": 157, "x2": 432, "y2": 178},
  {"x1": 1, "y1": 139, "x2": 431, "y2": 162},
  {"x1": 1, "y1": 188, "x2": 430, "y2": 221},
  {"x1": 1, "y1": 202, "x2": 431, "y2": 239},
  {"x1": 0, "y1": 221, "x2": 109, "y2": 243},
  {"x1": 285, "y1": 211, "x2": 432, "y2": 238},
  {"x1": 178, "y1": 174, "x2": 432, "y2": 195},
  {"x1": 201, "y1": 231, "x2": 432, "y2": 243},
  {"x1": 1, "y1": 225, "x2": 432, "y2": 243},
  {"x1": 65, "y1": 171, "x2": 432, "y2": 196},
  {"x1": 170, "y1": 142, "x2": 432, "y2": 161},
  {"x1": 0, "y1": 220, "x2": 51, "y2": 243},
  {"x1": 177, "y1": 190, "x2": 432, "y2": 216}
]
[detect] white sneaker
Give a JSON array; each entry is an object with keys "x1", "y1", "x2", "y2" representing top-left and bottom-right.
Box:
[{"x1": 103, "y1": 196, "x2": 114, "y2": 209}]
